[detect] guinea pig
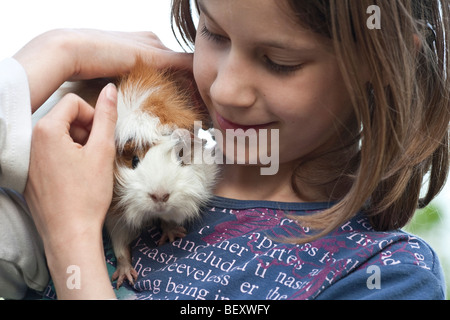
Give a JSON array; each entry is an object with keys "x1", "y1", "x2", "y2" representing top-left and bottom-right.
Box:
[{"x1": 60, "y1": 59, "x2": 219, "y2": 289}]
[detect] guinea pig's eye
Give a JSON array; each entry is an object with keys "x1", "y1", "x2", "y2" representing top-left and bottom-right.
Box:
[{"x1": 132, "y1": 155, "x2": 140, "y2": 169}]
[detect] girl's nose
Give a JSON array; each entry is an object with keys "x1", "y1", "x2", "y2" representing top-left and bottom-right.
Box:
[{"x1": 209, "y1": 51, "x2": 257, "y2": 109}]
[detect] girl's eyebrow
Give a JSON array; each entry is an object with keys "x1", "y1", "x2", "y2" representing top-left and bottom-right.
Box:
[{"x1": 258, "y1": 40, "x2": 317, "y2": 53}]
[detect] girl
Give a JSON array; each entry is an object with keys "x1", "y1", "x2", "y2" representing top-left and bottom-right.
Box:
[{"x1": 22, "y1": 0, "x2": 449, "y2": 299}]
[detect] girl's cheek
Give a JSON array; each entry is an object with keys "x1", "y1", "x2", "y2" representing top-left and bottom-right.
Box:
[{"x1": 194, "y1": 50, "x2": 214, "y2": 102}]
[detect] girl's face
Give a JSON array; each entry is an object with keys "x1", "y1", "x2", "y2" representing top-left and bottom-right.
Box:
[{"x1": 193, "y1": 0, "x2": 354, "y2": 168}]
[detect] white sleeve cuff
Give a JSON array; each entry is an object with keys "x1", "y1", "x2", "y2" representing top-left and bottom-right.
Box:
[{"x1": 0, "y1": 58, "x2": 32, "y2": 193}]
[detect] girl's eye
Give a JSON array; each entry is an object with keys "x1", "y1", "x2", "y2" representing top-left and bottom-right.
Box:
[
  {"x1": 200, "y1": 24, "x2": 302, "y2": 76},
  {"x1": 263, "y1": 56, "x2": 303, "y2": 75},
  {"x1": 200, "y1": 25, "x2": 228, "y2": 44},
  {"x1": 132, "y1": 155, "x2": 140, "y2": 169}
]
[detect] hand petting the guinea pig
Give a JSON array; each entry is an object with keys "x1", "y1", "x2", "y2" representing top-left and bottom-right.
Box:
[
  {"x1": 14, "y1": 28, "x2": 193, "y2": 112},
  {"x1": 17, "y1": 28, "x2": 194, "y2": 299},
  {"x1": 24, "y1": 84, "x2": 118, "y2": 299}
]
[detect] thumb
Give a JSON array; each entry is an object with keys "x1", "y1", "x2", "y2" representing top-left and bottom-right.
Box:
[{"x1": 86, "y1": 83, "x2": 118, "y2": 154}]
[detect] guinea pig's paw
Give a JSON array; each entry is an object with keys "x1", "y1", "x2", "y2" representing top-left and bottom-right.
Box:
[
  {"x1": 112, "y1": 263, "x2": 138, "y2": 289},
  {"x1": 158, "y1": 222, "x2": 187, "y2": 246}
]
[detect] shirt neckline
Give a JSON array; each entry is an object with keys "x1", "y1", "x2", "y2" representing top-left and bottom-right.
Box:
[{"x1": 208, "y1": 196, "x2": 335, "y2": 212}]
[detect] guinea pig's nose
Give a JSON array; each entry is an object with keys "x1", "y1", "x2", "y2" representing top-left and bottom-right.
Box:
[{"x1": 149, "y1": 192, "x2": 170, "y2": 203}]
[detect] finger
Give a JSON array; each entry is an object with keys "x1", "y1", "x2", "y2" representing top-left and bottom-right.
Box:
[
  {"x1": 47, "y1": 93, "x2": 95, "y2": 132},
  {"x1": 86, "y1": 83, "x2": 118, "y2": 153},
  {"x1": 155, "y1": 51, "x2": 194, "y2": 72},
  {"x1": 129, "y1": 31, "x2": 194, "y2": 71},
  {"x1": 69, "y1": 124, "x2": 91, "y2": 146}
]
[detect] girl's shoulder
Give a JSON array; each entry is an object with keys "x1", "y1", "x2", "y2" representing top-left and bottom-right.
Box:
[{"x1": 314, "y1": 225, "x2": 446, "y2": 300}]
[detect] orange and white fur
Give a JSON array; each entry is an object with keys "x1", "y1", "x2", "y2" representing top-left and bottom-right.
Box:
[{"x1": 62, "y1": 60, "x2": 218, "y2": 288}]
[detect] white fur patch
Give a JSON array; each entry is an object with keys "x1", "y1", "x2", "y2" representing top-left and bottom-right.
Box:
[{"x1": 115, "y1": 85, "x2": 174, "y2": 150}]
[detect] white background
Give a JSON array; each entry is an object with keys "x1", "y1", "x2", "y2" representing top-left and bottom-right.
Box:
[
  {"x1": 1, "y1": 0, "x2": 449, "y2": 276},
  {"x1": 0, "y1": 0, "x2": 183, "y2": 59}
]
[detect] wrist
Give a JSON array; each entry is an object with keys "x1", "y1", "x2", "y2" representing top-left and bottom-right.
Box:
[
  {"x1": 14, "y1": 29, "x2": 79, "y2": 111},
  {"x1": 44, "y1": 228, "x2": 115, "y2": 299},
  {"x1": 42, "y1": 217, "x2": 105, "y2": 263}
]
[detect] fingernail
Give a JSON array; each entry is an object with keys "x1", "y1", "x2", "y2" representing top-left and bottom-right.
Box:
[{"x1": 105, "y1": 83, "x2": 117, "y2": 103}]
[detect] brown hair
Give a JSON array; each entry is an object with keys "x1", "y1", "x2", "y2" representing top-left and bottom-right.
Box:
[{"x1": 171, "y1": 0, "x2": 450, "y2": 240}]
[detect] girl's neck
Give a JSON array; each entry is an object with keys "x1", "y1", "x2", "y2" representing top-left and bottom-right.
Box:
[{"x1": 213, "y1": 163, "x2": 327, "y2": 203}]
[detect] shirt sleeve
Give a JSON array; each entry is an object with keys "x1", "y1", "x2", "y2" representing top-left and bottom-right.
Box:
[
  {"x1": 0, "y1": 58, "x2": 49, "y2": 299},
  {"x1": 0, "y1": 58, "x2": 32, "y2": 193}
]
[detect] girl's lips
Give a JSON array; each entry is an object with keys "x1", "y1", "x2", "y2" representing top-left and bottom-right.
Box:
[{"x1": 216, "y1": 112, "x2": 274, "y2": 132}]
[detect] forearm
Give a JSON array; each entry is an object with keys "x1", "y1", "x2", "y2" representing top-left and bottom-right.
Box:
[
  {"x1": 44, "y1": 230, "x2": 116, "y2": 300},
  {"x1": 14, "y1": 30, "x2": 76, "y2": 112}
]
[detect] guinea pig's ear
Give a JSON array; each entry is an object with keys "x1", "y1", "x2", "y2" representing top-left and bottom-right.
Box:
[{"x1": 171, "y1": 129, "x2": 194, "y2": 166}]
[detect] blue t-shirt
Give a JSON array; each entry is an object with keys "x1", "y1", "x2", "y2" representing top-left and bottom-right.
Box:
[{"x1": 42, "y1": 196, "x2": 446, "y2": 300}]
